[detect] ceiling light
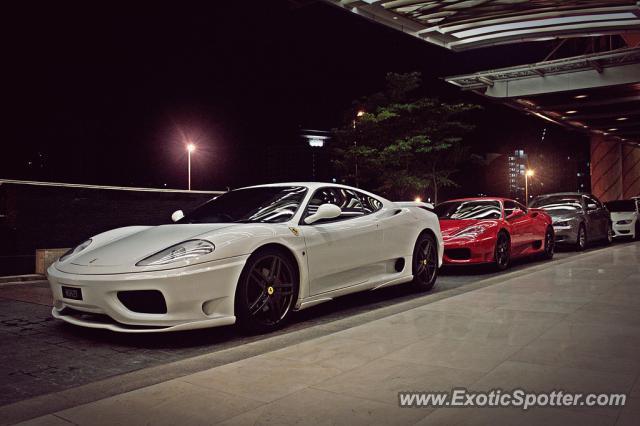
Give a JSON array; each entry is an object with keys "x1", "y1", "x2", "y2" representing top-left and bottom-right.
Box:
[
  {"x1": 608, "y1": 128, "x2": 618, "y2": 131},
  {"x1": 616, "y1": 117, "x2": 628, "y2": 121},
  {"x1": 565, "y1": 110, "x2": 577, "y2": 114},
  {"x1": 574, "y1": 94, "x2": 588, "y2": 99}
]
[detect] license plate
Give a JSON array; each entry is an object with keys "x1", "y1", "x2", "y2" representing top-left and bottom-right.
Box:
[{"x1": 61, "y1": 286, "x2": 82, "y2": 300}]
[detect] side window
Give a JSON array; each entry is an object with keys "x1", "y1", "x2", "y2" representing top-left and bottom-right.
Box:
[
  {"x1": 503, "y1": 200, "x2": 517, "y2": 218},
  {"x1": 515, "y1": 201, "x2": 528, "y2": 214},
  {"x1": 304, "y1": 187, "x2": 364, "y2": 223},
  {"x1": 356, "y1": 191, "x2": 383, "y2": 214},
  {"x1": 584, "y1": 195, "x2": 599, "y2": 210}
]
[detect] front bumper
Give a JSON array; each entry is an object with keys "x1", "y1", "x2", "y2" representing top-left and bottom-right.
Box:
[
  {"x1": 47, "y1": 255, "x2": 249, "y2": 332},
  {"x1": 612, "y1": 222, "x2": 634, "y2": 238},
  {"x1": 552, "y1": 224, "x2": 579, "y2": 245},
  {"x1": 442, "y1": 235, "x2": 496, "y2": 265}
]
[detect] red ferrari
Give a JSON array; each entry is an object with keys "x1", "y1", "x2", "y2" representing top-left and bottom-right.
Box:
[{"x1": 434, "y1": 198, "x2": 555, "y2": 270}]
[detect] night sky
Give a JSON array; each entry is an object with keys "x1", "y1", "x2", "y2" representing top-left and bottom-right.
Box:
[{"x1": 3, "y1": 0, "x2": 588, "y2": 191}]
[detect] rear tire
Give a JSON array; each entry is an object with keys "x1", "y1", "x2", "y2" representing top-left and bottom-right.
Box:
[
  {"x1": 576, "y1": 224, "x2": 587, "y2": 251},
  {"x1": 494, "y1": 231, "x2": 511, "y2": 271},
  {"x1": 605, "y1": 222, "x2": 613, "y2": 245},
  {"x1": 234, "y1": 247, "x2": 299, "y2": 334},
  {"x1": 541, "y1": 226, "x2": 555, "y2": 260},
  {"x1": 411, "y1": 233, "x2": 438, "y2": 292},
  {"x1": 635, "y1": 221, "x2": 640, "y2": 241}
]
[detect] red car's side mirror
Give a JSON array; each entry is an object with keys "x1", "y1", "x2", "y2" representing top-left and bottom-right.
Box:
[{"x1": 507, "y1": 208, "x2": 524, "y2": 220}]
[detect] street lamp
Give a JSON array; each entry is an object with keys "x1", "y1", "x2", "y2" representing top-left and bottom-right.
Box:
[
  {"x1": 187, "y1": 143, "x2": 196, "y2": 190},
  {"x1": 525, "y1": 169, "x2": 534, "y2": 203},
  {"x1": 353, "y1": 110, "x2": 365, "y2": 187}
]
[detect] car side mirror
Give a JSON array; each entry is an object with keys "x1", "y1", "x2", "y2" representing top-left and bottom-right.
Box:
[
  {"x1": 171, "y1": 210, "x2": 185, "y2": 222},
  {"x1": 507, "y1": 208, "x2": 524, "y2": 220},
  {"x1": 304, "y1": 204, "x2": 342, "y2": 225},
  {"x1": 586, "y1": 203, "x2": 598, "y2": 211}
]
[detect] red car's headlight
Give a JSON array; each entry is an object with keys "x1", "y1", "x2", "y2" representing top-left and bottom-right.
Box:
[{"x1": 451, "y1": 225, "x2": 488, "y2": 239}]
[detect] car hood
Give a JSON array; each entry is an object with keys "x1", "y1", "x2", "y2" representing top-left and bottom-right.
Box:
[
  {"x1": 439, "y1": 219, "x2": 495, "y2": 237},
  {"x1": 56, "y1": 224, "x2": 236, "y2": 274},
  {"x1": 611, "y1": 212, "x2": 636, "y2": 221},
  {"x1": 544, "y1": 211, "x2": 583, "y2": 222}
]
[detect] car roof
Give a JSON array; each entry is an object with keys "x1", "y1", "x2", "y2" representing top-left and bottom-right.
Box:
[
  {"x1": 533, "y1": 192, "x2": 585, "y2": 198},
  {"x1": 238, "y1": 182, "x2": 392, "y2": 203},
  {"x1": 441, "y1": 197, "x2": 511, "y2": 203}
]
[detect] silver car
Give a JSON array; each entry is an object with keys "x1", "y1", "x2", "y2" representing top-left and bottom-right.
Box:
[{"x1": 529, "y1": 193, "x2": 612, "y2": 250}]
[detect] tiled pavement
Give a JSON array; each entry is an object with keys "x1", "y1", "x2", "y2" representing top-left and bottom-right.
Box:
[{"x1": 13, "y1": 242, "x2": 640, "y2": 425}]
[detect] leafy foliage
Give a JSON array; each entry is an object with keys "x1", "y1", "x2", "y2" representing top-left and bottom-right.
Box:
[{"x1": 331, "y1": 72, "x2": 480, "y2": 202}]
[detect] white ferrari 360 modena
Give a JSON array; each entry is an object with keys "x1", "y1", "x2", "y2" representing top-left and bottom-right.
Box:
[{"x1": 47, "y1": 183, "x2": 443, "y2": 333}]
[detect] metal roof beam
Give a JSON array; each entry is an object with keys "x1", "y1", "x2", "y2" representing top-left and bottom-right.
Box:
[{"x1": 483, "y1": 63, "x2": 640, "y2": 98}]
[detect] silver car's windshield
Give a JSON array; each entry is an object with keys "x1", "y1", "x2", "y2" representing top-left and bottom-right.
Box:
[
  {"x1": 177, "y1": 186, "x2": 308, "y2": 224},
  {"x1": 530, "y1": 196, "x2": 583, "y2": 214}
]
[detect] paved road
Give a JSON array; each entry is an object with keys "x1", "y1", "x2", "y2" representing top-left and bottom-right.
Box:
[{"x1": 0, "y1": 243, "x2": 623, "y2": 407}]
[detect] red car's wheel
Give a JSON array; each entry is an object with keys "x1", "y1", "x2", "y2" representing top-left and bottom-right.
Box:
[
  {"x1": 541, "y1": 226, "x2": 555, "y2": 260},
  {"x1": 494, "y1": 231, "x2": 511, "y2": 271}
]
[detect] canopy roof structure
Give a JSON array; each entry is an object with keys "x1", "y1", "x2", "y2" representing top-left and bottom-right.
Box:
[
  {"x1": 329, "y1": 0, "x2": 640, "y2": 51},
  {"x1": 328, "y1": 0, "x2": 640, "y2": 145}
]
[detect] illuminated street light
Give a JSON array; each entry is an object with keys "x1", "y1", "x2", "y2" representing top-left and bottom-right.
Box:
[
  {"x1": 187, "y1": 143, "x2": 196, "y2": 190},
  {"x1": 414, "y1": 196, "x2": 422, "y2": 203},
  {"x1": 525, "y1": 169, "x2": 534, "y2": 202},
  {"x1": 356, "y1": 110, "x2": 365, "y2": 117}
]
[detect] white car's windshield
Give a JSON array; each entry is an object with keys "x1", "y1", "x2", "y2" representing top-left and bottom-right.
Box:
[
  {"x1": 177, "y1": 186, "x2": 308, "y2": 224},
  {"x1": 605, "y1": 200, "x2": 636, "y2": 212}
]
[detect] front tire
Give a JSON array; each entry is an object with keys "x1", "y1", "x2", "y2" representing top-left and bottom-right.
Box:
[
  {"x1": 411, "y1": 233, "x2": 438, "y2": 292},
  {"x1": 576, "y1": 224, "x2": 587, "y2": 251},
  {"x1": 635, "y1": 221, "x2": 640, "y2": 241},
  {"x1": 542, "y1": 226, "x2": 555, "y2": 260},
  {"x1": 494, "y1": 231, "x2": 511, "y2": 271},
  {"x1": 235, "y1": 247, "x2": 298, "y2": 334},
  {"x1": 605, "y1": 222, "x2": 613, "y2": 245}
]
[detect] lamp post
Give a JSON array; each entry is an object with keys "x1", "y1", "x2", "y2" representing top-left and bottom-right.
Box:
[
  {"x1": 353, "y1": 110, "x2": 365, "y2": 187},
  {"x1": 525, "y1": 169, "x2": 534, "y2": 203},
  {"x1": 187, "y1": 143, "x2": 196, "y2": 190}
]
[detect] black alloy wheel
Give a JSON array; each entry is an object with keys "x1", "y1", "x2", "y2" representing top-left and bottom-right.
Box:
[
  {"x1": 494, "y1": 232, "x2": 511, "y2": 271},
  {"x1": 411, "y1": 233, "x2": 438, "y2": 291},
  {"x1": 542, "y1": 226, "x2": 555, "y2": 260},
  {"x1": 235, "y1": 248, "x2": 298, "y2": 333}
]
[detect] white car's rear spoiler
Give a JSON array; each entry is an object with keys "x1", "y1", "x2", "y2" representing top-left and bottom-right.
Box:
[{"x1": 396, "y1": 201, "x2": 435, "y2": 211}]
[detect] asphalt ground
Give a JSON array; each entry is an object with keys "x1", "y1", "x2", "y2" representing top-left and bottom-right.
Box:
[{"x1": 0, "y1": 240, "x2": 629, "y2": 408}]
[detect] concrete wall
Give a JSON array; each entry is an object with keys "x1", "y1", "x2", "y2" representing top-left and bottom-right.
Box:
[
  {"x1": 622, "y1": 143, "x2": 640, "y2": 198},
  {"x1": 0, "y1": 181, "x2": 221, "y2": 275},
  {"x1": 590, "y1": 135, "x2": 640, "y2": 202}
]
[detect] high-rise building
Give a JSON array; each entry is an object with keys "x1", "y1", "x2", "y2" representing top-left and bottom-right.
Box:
[{"x1": 508, "y1": 149, "x2": 527, "y2": 203}]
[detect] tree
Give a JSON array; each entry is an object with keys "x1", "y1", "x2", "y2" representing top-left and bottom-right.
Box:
[{"x1": 331, "y1": 72, "x2": 479, "y2": 202}]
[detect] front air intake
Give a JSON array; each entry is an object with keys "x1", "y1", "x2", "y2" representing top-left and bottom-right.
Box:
[{"x1": 117, "y1": 290, "x2": 167, "y2": 314}]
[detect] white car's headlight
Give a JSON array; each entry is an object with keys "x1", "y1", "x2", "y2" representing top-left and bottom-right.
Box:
[
  {"x1": 136, "y1": 240, "x2": 215, "y2": 266},
  {"x1": 59, "y1": 239, "x2": 93, "y2": 262},
  {"x1": 452, "y1": 225, "x2": 487, "y2": 239}
]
